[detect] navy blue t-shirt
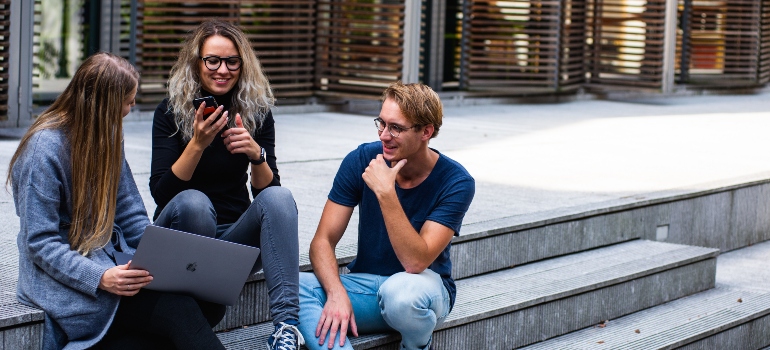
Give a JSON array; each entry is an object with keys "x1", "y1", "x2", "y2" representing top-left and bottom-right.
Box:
[{"x1": 328, "y1": 141, "x2": 475, "y2": 308}]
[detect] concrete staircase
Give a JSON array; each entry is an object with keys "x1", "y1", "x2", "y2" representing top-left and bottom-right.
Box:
[{"x1": 4, "y1": 183, "x2": 770, "y2": 349}]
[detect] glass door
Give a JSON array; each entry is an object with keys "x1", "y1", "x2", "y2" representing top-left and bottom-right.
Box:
[{"x1": 32, "y1": 0, "x2": 93, "y2": 109}]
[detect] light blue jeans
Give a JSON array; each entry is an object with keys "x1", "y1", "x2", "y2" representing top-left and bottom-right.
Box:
[
  {"x1": 298, "y1": 270, "x2": 451, "y2": 350},
  {"x1": 154, "y1": 188, "x2": 300, "y2": 325}
]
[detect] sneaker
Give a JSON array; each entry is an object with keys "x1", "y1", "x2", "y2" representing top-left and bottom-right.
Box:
[{"x1": 266, "y1": 321, "x2": 305, "y2": 350}]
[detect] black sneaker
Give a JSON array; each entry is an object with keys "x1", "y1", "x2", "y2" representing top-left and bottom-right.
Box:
[{"x1": 266, "y1": 322, "x2": 305, "y2": 350}]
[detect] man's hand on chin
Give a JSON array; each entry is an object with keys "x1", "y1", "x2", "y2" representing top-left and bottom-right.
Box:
[{"x1": 363, "y1": 154, "x2": 406, "y2": 197}]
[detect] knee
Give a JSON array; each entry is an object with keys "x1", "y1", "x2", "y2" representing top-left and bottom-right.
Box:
[
  {"x1": 378, "y1": 271, "x2": 445, "y2": 316},
  {"x1": 172, "y1": 190, "x2": 214, "y2": 215},
  {"x1": 155, "y1": 293, "x2": 202, "y2": 319},
  {"x1": 255, "y1": 187, "x2": 297, "y2": 216},
  {"x1": 378, "y1": 273, "x2": 421, "y2": 313}
]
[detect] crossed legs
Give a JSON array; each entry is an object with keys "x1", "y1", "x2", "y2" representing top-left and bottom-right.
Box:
[{"x1": 154, "y1": 187, "x2": 300, "y2": 324}]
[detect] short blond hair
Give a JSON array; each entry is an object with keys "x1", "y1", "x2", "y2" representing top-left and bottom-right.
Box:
[{"x1": 381, "y1": 82, "x2": 443, "y2": 138}]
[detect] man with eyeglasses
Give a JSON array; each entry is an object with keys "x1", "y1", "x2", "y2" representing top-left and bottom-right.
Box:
[{"x1": 298, "y1": 82, "x2": 475, "y2": 350}]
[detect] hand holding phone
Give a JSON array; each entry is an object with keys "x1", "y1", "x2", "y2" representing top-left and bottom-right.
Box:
[{"x1": 192, "y1": 96, "x2": 219, "y2": 120}]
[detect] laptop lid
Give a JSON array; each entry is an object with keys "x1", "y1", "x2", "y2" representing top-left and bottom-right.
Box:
[{"x1": 127, "y1": 225, "x2": 260, "y2": 305}]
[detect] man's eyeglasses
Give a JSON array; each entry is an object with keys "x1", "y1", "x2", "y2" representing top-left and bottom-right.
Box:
[
  {"x1": 200, "y1": 56, "x2": 242, "y2": 71},
  {"x1": 374, "y1": 118, "x2": 420, "y2": 138}
]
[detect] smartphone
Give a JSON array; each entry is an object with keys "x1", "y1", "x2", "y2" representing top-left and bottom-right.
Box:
[{"x1": 192, "y1": 96, "x2": 219, "y2": 120}]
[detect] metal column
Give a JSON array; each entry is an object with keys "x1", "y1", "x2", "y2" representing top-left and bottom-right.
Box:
[
  {"x1": 662, "y1": 0, "x2": 678, "y2": 94},
  {"x1": 100, "y1": 0, "x2": 122, "y2": 54},
  {"x1": 423, "y1": 0, "x2": 446, "y2": 91},
  {"x1": 6, "y1": 0, "x2": 33, "y2": 127},
  {"x1": 402, "y1": 0, "x2": 422, "y2": 84}
]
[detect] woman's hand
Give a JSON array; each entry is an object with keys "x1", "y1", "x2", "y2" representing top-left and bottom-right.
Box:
[
  {"x1": 98, "y1": 262, "x2": 153, "y2": 296},
  {"x1": 191, "y1": 101, "x2": 228, "y2": 148},
  {"x1": 222, "y1": 113, "x2": 261, "y2": 161},
  {"x1": 169, "y1": 101, "x2": 228, "y2": 181}
]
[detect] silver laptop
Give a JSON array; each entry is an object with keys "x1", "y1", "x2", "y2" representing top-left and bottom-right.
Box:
[{"x1": 114, "y1": 225, "x2": 260, "y2": 305}]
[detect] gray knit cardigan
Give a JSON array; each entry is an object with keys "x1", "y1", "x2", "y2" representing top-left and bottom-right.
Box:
[{"x1": 12, "y1": 128, "x2": 149, "y2": 349}]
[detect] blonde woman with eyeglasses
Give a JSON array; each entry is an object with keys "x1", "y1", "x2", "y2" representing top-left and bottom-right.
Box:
[{"x1": 149, "y1": 19, "x2": 302, "y2": 350}]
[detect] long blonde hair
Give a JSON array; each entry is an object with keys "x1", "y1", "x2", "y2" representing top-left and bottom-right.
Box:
[
  {"x1": 167, "y1": 19, "x2": 274, "y2": 142},
  {"x1": 7, "y1": 52, "x2": 139, "y2": 255}
]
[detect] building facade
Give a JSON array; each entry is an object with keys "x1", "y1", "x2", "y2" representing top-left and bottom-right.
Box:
[{"x1": 2, "y1": 0, "x2": 769, "y2": 127}]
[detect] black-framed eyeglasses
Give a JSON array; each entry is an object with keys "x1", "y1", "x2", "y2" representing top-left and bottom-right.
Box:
[
  {"x1": 200, "y1": 55, "x2": 242, "y2": 71},
  {"x1": 374, "y1": 118, "x2": 420, "y2": 138}
]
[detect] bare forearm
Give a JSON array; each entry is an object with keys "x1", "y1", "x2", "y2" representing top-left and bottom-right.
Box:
[
  {"x1": 377, "y1": 191, "x2": 432, "y2": 273},
  {"x1": 309, "y1": 239, "x2": 348, "y2": 297}
]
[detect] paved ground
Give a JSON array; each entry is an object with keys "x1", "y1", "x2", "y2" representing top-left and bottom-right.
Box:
[{"x1": 2, "y1": 92, "x2": 770, "y2": 276}]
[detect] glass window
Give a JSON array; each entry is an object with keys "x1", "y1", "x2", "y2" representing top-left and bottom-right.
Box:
[{"x1": 32, "y1": 0, "x2": 89, "y2": 107}]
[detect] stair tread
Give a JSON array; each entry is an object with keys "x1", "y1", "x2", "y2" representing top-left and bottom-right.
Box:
[
  {"x1": 445, "y1": 240, "x2": 716, "y2": 326},
  {"x1": 217, "y1": 322, "x2": 396, "y2": 349},
  {"x1": 521, "y1": 286, "x2": 770, "y2": 349}
]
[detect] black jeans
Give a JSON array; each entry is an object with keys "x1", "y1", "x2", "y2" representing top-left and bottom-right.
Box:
[{"x1": 94, "y1": 289, "x2": 226, "y2": 350}]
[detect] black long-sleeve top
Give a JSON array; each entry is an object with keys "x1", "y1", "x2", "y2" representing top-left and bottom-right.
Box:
[{"x1": 149, "y1": 93, "x2": 280, "y2": 225}]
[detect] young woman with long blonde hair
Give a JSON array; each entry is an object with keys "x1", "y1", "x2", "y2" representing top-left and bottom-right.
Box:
[{"x1": 9, "y1": 52, "x2": 226, "y2": 349}]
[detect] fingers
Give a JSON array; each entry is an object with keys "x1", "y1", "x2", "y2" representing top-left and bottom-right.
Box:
[
  {"x1": 100, "y1": 266, "x2": 153, "y2": 296},
  {"x1": 213, "y1": 109, "x2": 228, "y2": 131},
  {"x1": 349, "y1": 313, "x2": 358, "y2": 337},
  {"x1": 318, "y1": 314, "x2": 331, "y2": 345},
  {"x1": 222, "y1": 114, "x2": 247, "y2": 138},
  {"x1": 235, "y1": 113, "x2": 244, "y2": 128},
  {"x1": 192, "y1": 104, "x2": 228, "y2": 148},
  {"x1": 328, "y1": 318, "x2": 340, "y2": 349},
  {"x1": 118, "y1": 272, "x2": 153, "y2": 295},
  {"x1": 318, "y1": 317, "x2": 336, "y2": 345},
  {"x1": 339, "y1": 320, "x2": 348, "y2": 347},
  {"x1": 316, "y1": 315, "x2": 325, "y2": 338},
  {"x1": 222, "y1": 135, "x2": 249, "y2": 151},
  {"x1": 196, "y1": 103, "x2": 223, "y2": 126},
  {"x1": 203, "y1": 109, "x2": 227, "y2": 133},
  {"x1": 194, "y1": 101, "x2": 206, "y2": 123},
  {"x1": 115, "y1": 276, "x2": 153, "y2": 291},
  {"x1": 392, "y1": 159, "x2": 407, "y2": 172},
  {"x1": 115, "y1": 267, "x2": 151, "y2": 278},
  {"x1": 119, "y1": 279, "x2": 152, "y2": 296},
  {"x1": 122, "y1": 279, "x2": 151, "y2": 290},
  {"x1": 113, "y1": 267, "x2": 153, "y2": 287},
  {"x1": 221, "y1": 120, "x2": 260, "y2": 157}
]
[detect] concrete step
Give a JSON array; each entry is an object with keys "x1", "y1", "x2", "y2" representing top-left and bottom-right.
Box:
[
  {"x1": 0, "y1": 292, "x2": 43, "y2": 350},
  {"x1": 0, "y1": 259, "x2": 43, "y2": 349},
  {"x1": 522, "y1": 286, "x2": 770, "y2": 350},
  {"x1": 217, "y1": 240, "x2": 718, "y2": 349}
]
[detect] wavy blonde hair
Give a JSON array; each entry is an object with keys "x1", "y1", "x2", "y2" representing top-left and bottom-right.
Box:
[
  {"x1": 8, "y1": 52, "x2": 139, "y2": 255},
  {"x1": 167, "y1": 19, "x2": 274, "y2": 142}
]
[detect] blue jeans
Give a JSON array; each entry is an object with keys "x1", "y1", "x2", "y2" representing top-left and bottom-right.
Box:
[
  {"x1": 154, "y1": 188, "x2": 300, "y2": 324},
  {"x1": 298, "y1": 270, "x2": 450, "y2": 350}
]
